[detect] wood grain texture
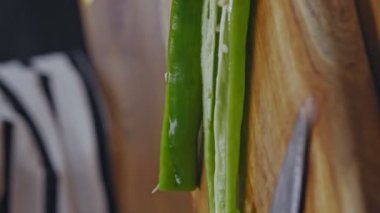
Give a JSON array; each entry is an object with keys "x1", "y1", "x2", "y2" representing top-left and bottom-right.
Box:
[
  {"x1": 244, "y1": 0, "x2": 380, "y2": 213},
  {"x1": 79, "y1": 0, "x2": 192, "y2": 212}
]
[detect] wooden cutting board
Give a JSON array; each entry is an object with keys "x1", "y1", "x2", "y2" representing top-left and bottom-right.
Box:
[{"x1": 243, "y1": 0, "x2": 380, "y2": 212}]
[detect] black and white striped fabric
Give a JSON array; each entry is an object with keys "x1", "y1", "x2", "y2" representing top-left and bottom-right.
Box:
[{"x1": 0, "y1": 52, "x2": 116, "y2": 213}]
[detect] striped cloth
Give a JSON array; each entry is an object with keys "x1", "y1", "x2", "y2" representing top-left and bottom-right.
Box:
[{"x1": 0, "y1": 52, "x2": 116, "y2": 213}]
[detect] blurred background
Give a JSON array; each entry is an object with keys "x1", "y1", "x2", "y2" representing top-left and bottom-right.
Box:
[
  {"x1": 0, "y1": 0, "x2": 194, "y2": 212},
  {"x1": 80, "y1": 0, "x2": 194, "y2": 212}
]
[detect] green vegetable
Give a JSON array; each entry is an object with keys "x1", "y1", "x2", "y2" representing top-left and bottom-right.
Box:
[
  {"x1": 158, "y1": 0, "x2": 203, "y2": 191},
  {"x1": 201, "y1": 0, "x2": 220, "y2": 212},
  {"x1": 213, "y1": 0, "x2": 250, "y2": 212},
  {"x1": 159, "y1": 0, "x2": 250, "y2": 212}
]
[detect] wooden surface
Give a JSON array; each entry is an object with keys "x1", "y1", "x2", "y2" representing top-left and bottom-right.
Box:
[
  {"x1": 244, "y1": 0, "x2": 380, "y2": 212},
  {"x1": 79, "y1": 0, "x2": 192, "y2": 212}
]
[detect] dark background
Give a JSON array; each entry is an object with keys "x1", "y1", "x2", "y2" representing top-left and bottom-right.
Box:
[
  {"x1": 0, "y1": 0, "x2": 194, "y2": 211},
  {"x1": 0, "y1": 0, "x2": 84, "y2": 61}
]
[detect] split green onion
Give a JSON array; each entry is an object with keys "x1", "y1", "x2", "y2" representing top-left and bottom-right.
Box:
[{"x1": 159, "y1": 0, "x2": 250, "y2": 212}]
